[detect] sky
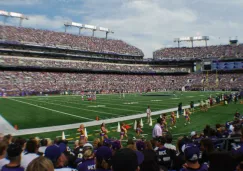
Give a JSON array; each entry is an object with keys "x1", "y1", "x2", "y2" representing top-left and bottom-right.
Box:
[{"x1": 0, "y1": 0, "x2": 242, "y2": 58}]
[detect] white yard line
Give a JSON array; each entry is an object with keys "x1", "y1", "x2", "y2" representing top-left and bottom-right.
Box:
[
  {"x1": 42, "y1": 98, "x2": 144, "y2": 113},
  {"x1": 8, "y1": 98, "x2": 93, "y2": 121},
  {"x1": 24, "y1": 98, "x2": 122, "y2": 117},
  {"x1": 53, "y1": 96, "x2": 180, "y2": 108}
]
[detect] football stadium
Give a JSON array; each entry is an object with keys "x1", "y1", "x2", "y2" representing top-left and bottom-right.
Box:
[{"x1": 0, "y1": 1, "x2": 243, "y2": 171}]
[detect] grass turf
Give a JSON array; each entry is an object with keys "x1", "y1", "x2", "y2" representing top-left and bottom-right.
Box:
[
  {"x1": 17, "y1": 102, "x2": 241, "y2": 143},
  {"x1": 1, "y1": 91, "x2": 242, "y2": 143},
  {"x1": 0, "y1": 91, "x2": 221, "y2": 129}
]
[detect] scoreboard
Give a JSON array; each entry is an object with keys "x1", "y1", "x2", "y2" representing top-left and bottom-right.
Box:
[{"x1": 212, "y1": 61, "x2": 243, "y2": 70}]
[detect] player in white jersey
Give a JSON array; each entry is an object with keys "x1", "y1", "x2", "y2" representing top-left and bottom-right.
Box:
[{"x1": 146, "y1": 106, "x2": 151, "y2": 124}]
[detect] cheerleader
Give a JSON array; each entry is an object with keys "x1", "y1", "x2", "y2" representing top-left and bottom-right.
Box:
[
  {"x1": 162, "y1": 114, "x2": 168, "y2": 129},
  {"x1": 136, "y1": 120, "x2": 143, "y2": 136},
  {"x1": 120, "y1": 123, "x2": 128, "y2": 140},
  {"x1": 184, "y1": 109, "x2": 191, "y2": 125},
  {"x1": 77, "y1": 124, "x2": 87, "y2": 142},
  {"x1": 170, "y1": 112, "x2": 177, "y2": 129},
  {"x1": 100, "y1": 123, "x2": 108, "y2": 141}
]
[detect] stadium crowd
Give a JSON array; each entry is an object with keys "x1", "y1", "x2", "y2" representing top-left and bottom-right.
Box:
[
  {"x1": 0, "y1": 71, "x2": 242, "y2": 96},
  {"x1": 154, "y1": 45, "x2": 243, "y2": 59},
  {"x1": 1, "y1": 102, "x2": 243, "y2": 171},
  {"x1": 0, "y1": 25, "x2": 143, "y2": 57},
  {"x1": 0, "y1": 56, "x2": 189, "y2": 73}
]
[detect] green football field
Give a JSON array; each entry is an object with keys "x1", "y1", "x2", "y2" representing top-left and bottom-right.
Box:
[{"x1": 0, "y1": 91, "x2": 242, "y2": 143}]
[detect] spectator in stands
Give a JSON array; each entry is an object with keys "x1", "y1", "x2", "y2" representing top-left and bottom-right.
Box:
[
  {"x1": 92, "y1": 138, "x2": 102, "y2": 152},
  {"x1": 144, "y1": 140, "x2": 153, "y2": 150},
  {"x1": 0, "y1": 141, "x2": 9, "y2": 170},
  {"x1": 111, "y1": 141, "x2": 121, "y2": 155},
  {"x1": 181, "y1": 144, "x2": 208, "y2": 171},
  {"x1": 73, "y1": 139, "x2": 85, "y2": 164},
  {"x1": 58, "y1": 142, "x2": 76, "y2": 169},
  {"x1": 236, "y1": 161, "x2": 243, "y2": 171},
  {"x1": 14, "y1": 137, "x2": 27, "y2": 153},
  {"x1": 45, "y1": 144, "x2": 74, "y2": 171},
  {"x1": 103, "y1": 139, "x2": 112, "y2": 149},
  {"x1": 209, "y1": 151, "x2": 237, "y2": 171},
  {"x1": 127, "y1": 139, "x2": 137, "y2": 151},
  {"x1": 77, "y1": 149, "x2": 95, "y2": 171},
  {"x1": 200, "y1": 138, "x2": 214, "y2": 164},
  {"x1": 26, "y1": 156, "x2": 54, "y2": 171},
  {"x1": 155, "y1": 136, "x2": 175, "y2": 170},
  {"x1": 136, "y1": 141, "x2": 145, "y2": 152},
  {"x1": 1, "y1": 143, "x2": 24, "y2": 171},
  {"x1": 21, "y1": 139, "x2": 39, "y2": 168},
  {"x1": 112, "y1": 148, "x2": 144, "y2": 171},
  {"x1": 173, "y1": 137, "x2": 191, "y2": 171},
  {"x1": 164, "y1": 133, "x2": 176, "y2": 151},
  {"x1": 140, "y1": 149, "x2": 160, "y2": 171},
  {"x1": 38, "y1": 138, "x2": 49, "y2": 155},
  {"x1": 3, "y1": 134, "x2": 12, "y2": 145},
  {"x1": 152, "y1": 118, "x2": 163, "y2": 139},
  {"x1": 0, "y1": 133, "x2": 4, "y2": 142},
  {"x1": 231, "y1": 128, "x2": 243, "y2": 156},
  {"x1": 203, "y1": 125, "x2": 212, "y2": 138},
  {"x1": 95, "y1": 146, "x2": 112, "y2": 171}
]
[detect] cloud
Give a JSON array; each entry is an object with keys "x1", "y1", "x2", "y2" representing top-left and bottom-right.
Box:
[
  {"x1": 79, "y1": 0, "x2": 198, "y2": 57},
  {"x1": 2, "y1": 0, "x2": 243, "y2": 58},
  {"x1": 0, "y1": 0, "x2": 42, "y2": 6}
]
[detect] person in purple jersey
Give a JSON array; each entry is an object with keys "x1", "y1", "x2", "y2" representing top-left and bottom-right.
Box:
[
  {"x1": 95, "y1": 146, "x2": 112, "y2": 171},
  {"x1": 77, "y1": 149, "x2": 95, "y2": 171},
  {"x1": 180, "y1": 144, "x2": 208, "y2": 171},
  {"x1": 136, "y1": 141, "x2": 145, "y2": 152},
  {"x1": 155, "y1": 136, "x2": 175, "y2": 170},
  {"x1": 1, "y1": 143, "x2": 24, "y2": 171}
]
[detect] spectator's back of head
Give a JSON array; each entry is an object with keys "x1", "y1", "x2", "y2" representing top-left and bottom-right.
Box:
[
  {"x1": 0, "y1": 141, "x2": 8, "y2": 156},
  {"x1": 26, "y1": 156, "x2": 54, "y2": 171},
  {"x1": 0, "y1": 133, "x2": 4, "y2": 142},
  {"x1": 184, "y1": 144, "x2": 200, "y2": 162},
  {"x1": 200, "y1": 138, "x2": 214, "y2": 153},
  {"x1": 165, "y1": 133, "x2": 173, "y2": 143},
  {"x1": 112, "y1": 148, "x2": 141, "y2": 171},
  {"x1": 140, "y1": 149, "x2": 160, "y2": 171},
  {"x1": 40, "y1": 139, "x2": 48, "y2": 147},
  {"x1": 7, "y1": 143, "x2": 22, "y2": 162},
  {"x1": 26, "y1": 139, "x2": 38, "y2": 153},
  {"x1": 209, "y1": 151, "x2": 237, "y2": 171},
  {"x1": 14, "y1": 137, "x2": 26, "y2": 150}
]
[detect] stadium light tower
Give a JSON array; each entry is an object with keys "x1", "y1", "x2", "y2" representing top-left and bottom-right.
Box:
[
  {"x1": 99, "y1": 26, "x2": 114, "y2": 39},
  {"x1": 174, "y1": 36, "x2": 209, "y2": 48},
  {"x1": 0, "y1": 10, "x2": 9, "y2": 24},
  {"x1": 9, "y1": 12, "x2": 28, "y2": 27},
  {"x1": 0, "y1": 10, "x2": 28, "y2": 26},
  {"x1": 105, "y1": 30, "x2": 114, "y2": 39},
  {"x1": 64, "y1": 21, "x2": 84, "y2": 35},
  {"x1": 64, "y1": 21, "x2": 114, "y2": 38},
  {"x1": 174, "y1": 38, "x2": 181, "y2": 48}
]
